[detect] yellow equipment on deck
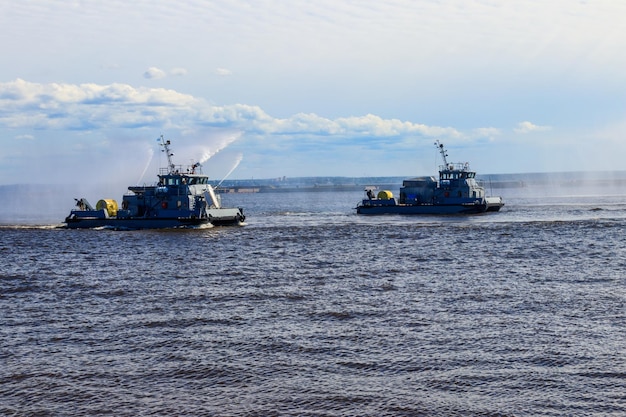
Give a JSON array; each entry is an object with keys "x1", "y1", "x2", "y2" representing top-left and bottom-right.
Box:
[
  {"x1": 377, "y1": 190, "x2": 393, "y2": 200},
  {"x1": 96, "y1": 199, "x2": 118, "y2": 217}
]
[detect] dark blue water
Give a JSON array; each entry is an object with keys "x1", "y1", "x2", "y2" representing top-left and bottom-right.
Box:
[{"x1": 1, "y1": 189, "x2": 625, "y2": 416}]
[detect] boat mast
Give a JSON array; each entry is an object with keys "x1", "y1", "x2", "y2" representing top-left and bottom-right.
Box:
[
  {"x1": 435, "y1": 140, "x2": 449, "y2": 167},
  {"x1": 159, "y1": 135, "x2": 176, "y2": 174}
]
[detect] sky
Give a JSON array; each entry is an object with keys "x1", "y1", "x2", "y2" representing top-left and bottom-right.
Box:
[{"x1": 1, "y1": 0, "x2": 626, "y2": 186}]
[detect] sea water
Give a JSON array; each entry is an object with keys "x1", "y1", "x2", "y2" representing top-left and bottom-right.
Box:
[{"x1": 1, "y1": 188, "x2": 625, "y2": 416}]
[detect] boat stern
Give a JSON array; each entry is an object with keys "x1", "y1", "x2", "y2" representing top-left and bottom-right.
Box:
[
  {"x1": 485, "y1": 196, "x2": 505, "y2": 212},
  {"x1": 206, "y1": 207, "x2": 246, "y2": 225}
]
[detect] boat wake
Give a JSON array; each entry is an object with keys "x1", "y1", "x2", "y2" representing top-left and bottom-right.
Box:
[{"x1": 0, "y1": 224, "x2": 66, "y2": 230}]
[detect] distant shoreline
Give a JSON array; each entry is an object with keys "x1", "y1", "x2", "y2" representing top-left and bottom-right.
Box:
[{"x1": 210, "y1": 171, "x2": 626, "y2": 193}]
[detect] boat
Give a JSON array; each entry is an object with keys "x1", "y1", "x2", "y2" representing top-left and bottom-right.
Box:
[
  {"x1": 64, "y1": 135, "x2": 245, "y2": 229},
  {"x1": 356, "y1": 141, "x2": 504, "y2": 215}
]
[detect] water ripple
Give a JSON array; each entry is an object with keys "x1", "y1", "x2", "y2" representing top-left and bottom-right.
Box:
[{"x1": 1, "y1": 199, "x2": 626, "y2": 416}]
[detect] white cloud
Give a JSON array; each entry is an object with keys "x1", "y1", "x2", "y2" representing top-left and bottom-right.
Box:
[
  {"x1": 15, "y1": 134, "x2": 34, "y2": 140},
  {"x1": 0, "y1": 79, "x2": 505, "y2": 144},
  {"x1": 0, "y1": 78, "x2": 509, "y2": 183},
  {"x1": 143, "y1": 67, "x2": 187, "y2": 79},
  {"x1": 169, "y1": 67, "x2": 188, "y2": 77},
  {"x1": 0, "y1": 79, "x2": 199, "y2": 130},
  {"x1": 215, "y1": 68, "x2": 232, "y2": 76},
  {"x1": 143, "y1": 67, "x2": 167, "y2": 80},
  {"x1": 514, "y1": 121, "x2": 552, "y2": 134},
  {"x1": 2, "y1": 78, "x2": 625, "y2": 182},
  {"x1": 472, "y1": 127, "x2": 501, "y2": 137}
]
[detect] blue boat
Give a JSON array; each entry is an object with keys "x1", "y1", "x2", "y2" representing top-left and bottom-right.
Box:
[
  {"x1": 64, "y1": 136, "x2": 245, "y2": 229},
  {"x1": 356, "y1": 141, "x2": 504, "y2": 215}
]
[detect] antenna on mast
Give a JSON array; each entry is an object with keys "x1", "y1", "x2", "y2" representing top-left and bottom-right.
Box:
[
  {"x1": 435, "y1": 140, "x2": 449, "y2": 167},
  {"x1": 159, "y1": 135, "x2": 175, "y2": 173}
]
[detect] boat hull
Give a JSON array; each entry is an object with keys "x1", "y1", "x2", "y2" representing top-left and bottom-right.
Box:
[
  {"x1": 357, "y1": 205, "x2": 492, "y2": 215},
  {"x1": 356, "y1": 198, "x2": 504, "y2": 215},
  {"x1": 64, "y1": 208, "x2": 244, "y2": 229},
  {"x1": 64, "y1": 217, "x2": 210, "y2": 230}
]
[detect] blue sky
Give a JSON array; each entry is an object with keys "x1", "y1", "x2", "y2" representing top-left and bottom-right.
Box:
[{"x1": 1, "y1": 0, "x2": 626, "y2": 186}]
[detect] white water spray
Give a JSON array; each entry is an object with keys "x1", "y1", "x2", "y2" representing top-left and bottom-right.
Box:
[
  {"x1": 197, "y1": 132, "x2": 242, "y2": 165},
  {"x1": 217, "y1": 153, "x2": 243, "y2": 188},
  {"x1": 136, "y1": 147, "x2": 154, "y2": 185}
]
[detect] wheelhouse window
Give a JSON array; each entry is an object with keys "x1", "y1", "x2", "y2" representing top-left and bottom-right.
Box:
[{"x1": 163, "y1": 176, "x2": 181, "y2": 186}]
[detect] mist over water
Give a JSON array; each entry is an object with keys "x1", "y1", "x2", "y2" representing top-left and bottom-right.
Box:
[{"x1": 2, "y1": 171, "x2": 626, "y2": 225}]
